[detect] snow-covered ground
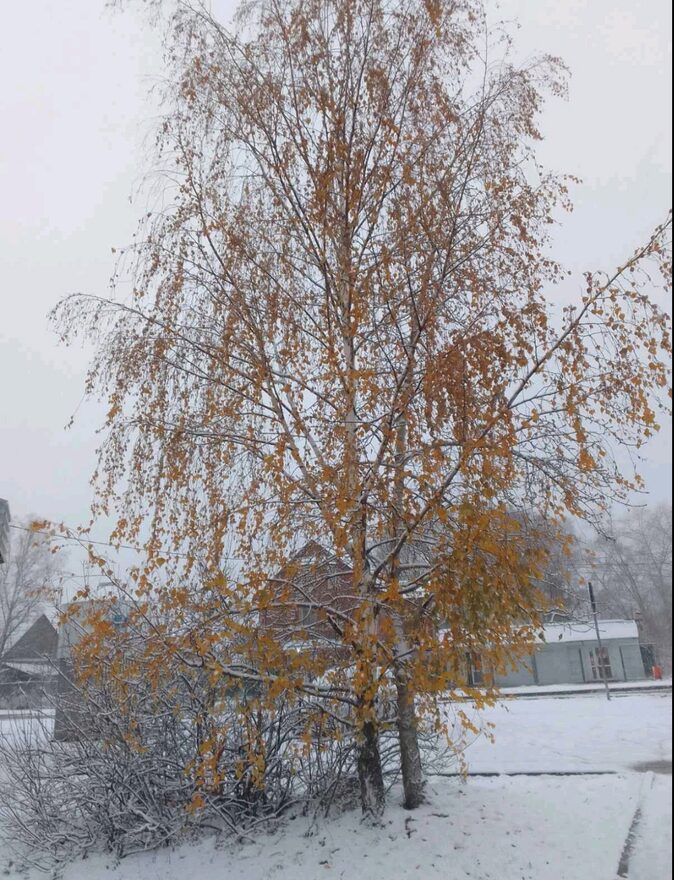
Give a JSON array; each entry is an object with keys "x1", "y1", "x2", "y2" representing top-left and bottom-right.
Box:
[
  {"x1": 0, "y1": 712, "x2": 52, "y2": 746},
  {"x1": 0, "y1": 692, "x2": 671, "y2": 880},
  {"x1": 447, "y1": 690, "x2": 672, "y2": 773},
  {"x1": 628, "y1": 773, "x2": 673, "y2": 880}
]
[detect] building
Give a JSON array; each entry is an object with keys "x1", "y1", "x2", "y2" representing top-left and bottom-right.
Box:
[
  {"x1": 260, "y1": 541, "x2": 353, "y2": 655},
  {"x1": 53, "y1": 597, "x2": 129, "y2": 741},
  {"x1": 0, "y1": 611, "x2": 58, "y2": 707},
  {"x1": 475, "y1": 619, "x2": 646, "y2": 688},
  {"x1": 0, "y1": 498, "x2": 10, "y2": 565},
  {"x1": 262, "y1": 543, "x2": 649, "y2": 688}
]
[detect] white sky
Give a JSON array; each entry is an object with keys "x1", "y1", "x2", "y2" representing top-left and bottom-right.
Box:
[{"x1": 0, "y1": 0, "x2": 672, "y2": 552}]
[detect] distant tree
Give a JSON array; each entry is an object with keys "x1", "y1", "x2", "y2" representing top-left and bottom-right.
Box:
[
  {"x1": 0, "y1": 523, "x2": 60, "y2": 658},
  {"x1": 593, "y1": 505, "x2": 672, "y2": 671},
  {"x1": 54, "y1": 0, "x2": 671, "y2": 817}
]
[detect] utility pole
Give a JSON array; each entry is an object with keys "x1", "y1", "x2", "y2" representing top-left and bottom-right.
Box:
[{"x1": 588, "y1": 580, "x2": 611, "y2": 702}]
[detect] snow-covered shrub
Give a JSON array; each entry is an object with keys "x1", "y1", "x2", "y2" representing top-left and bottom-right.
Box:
[{"x1": 0, "y1": 667, "x2": 358, "y2": 869}]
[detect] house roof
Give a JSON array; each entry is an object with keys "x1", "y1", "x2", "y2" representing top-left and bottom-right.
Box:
[
  {"x1": 0, "y1": 660, "x2": 57, "y2": 678},
  {"x1": 2, "y1": 610, "x2": 41, "y2": 653},
  {"x1": 540, "y1": 619, "x2": 639, "y2": 644},
  {"x1": 272, "y1": 541, "x2": 352, "y2": 583},
  {"x1": 2, "y1": 611, "x2": 58, "y2": 660}
]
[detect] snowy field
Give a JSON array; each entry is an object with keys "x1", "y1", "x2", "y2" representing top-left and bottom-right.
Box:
[
  {"x1": 0, "y1": 691, "x2": 671, "y2": 880},
  {"x1": 448, "y1": 689, "x2": 672, "y2": 773}
]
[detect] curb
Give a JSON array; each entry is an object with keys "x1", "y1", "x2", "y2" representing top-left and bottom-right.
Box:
[
  {"x1": 498, "y1": 685, "x2": 672, "y2": 700},
  {"x1": 430, "y1": 770, "x2": 618, "y2": 778}
]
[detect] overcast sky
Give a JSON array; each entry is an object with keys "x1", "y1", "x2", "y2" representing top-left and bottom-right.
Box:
[{"x1": 1, "y1": 1, "x2": 672, "y2": 556}]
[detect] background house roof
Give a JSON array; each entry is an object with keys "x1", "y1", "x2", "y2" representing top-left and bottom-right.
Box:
[
  {"x1": 1, "y1": 611, "x2": 58, "y2": 661},
  {"x1": 1, "y1": 660, "x2": 56, "y2": 677},
  {"x1": 541, "y1": 620, "x2": 639, "y2": 644}
]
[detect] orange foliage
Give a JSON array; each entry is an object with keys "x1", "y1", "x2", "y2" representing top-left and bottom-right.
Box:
[{"x1": 52, "y1": 0, "x2": 671, "y2": 817}]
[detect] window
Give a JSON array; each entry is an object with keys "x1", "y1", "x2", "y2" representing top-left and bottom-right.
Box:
[
  {"x1": 589, "y1": 647, "x2": 612, "y2": 681},
  {"x1": 110, "y1": 608, "x2": 127, "y2": 628},
  {"x1": 297, "y1": 603, "x2": 317, "y2": 628},
  {"x1": 467, "y1": 652, "x2": 484, "y2": 686}
]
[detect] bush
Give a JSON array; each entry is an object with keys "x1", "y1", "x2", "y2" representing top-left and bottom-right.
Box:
[{"x1": 0, "y1": 672, "x2": 358, "y2": 869}]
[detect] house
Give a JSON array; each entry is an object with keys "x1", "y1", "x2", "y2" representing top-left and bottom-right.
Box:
[
  {"x1": 260, "y1": 541, "x2": 353, "y2": 662},
  {"x1": 472, "y1": 619, "x2": 647, "y2": 688},
  {"x1": 53, "y1": 597, "x2": 129, "y2": 741},
  {"x1": 0, "y1": 611, "x2": 58, "y2": 708},
  {"x1": 262, "y1": 543, "x2": 649, "y2": 688},
  {"x1": 261, "y1": 539, "x2": 434, "y2": 642}
]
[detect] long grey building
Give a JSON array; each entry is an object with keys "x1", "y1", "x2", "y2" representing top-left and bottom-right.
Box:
[{"x1": 477, "y1": 619, "x2": 647, "y2": 688}]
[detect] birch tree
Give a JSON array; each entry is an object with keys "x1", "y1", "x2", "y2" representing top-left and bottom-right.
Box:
[{"x1": 54, "y1": 0, "x2": 671, "y2": 817}]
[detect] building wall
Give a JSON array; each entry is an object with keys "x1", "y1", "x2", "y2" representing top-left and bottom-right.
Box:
[
  {"x1": 577, "y1": 639, "x2": 646, "y2": 684},
  {"x1": 496, "y1": 658, "x2": 536, "y2": 687},
  {"x1": 493, "y1": 637, "x2": 646, "y2": 687},
  {"x1": 53, "y1": 599, "x2": 130, "y2": 741},
  {"x1": 0, "y1": 666, "x2": 56, "y2": 709},
  {"x1": 617, "y1": 643, "x2": 646, "y2": 680},
  {"x1": 535, "y1": 644, "x2": 586, "y2": 685},
  {"x1": 53, "y1": 658, "x2": 86, "y2": 742}
]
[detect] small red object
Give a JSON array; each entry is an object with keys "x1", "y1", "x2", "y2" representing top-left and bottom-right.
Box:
[{"x1": 652, "y1": 664, "x2": 663, "y2": 680}]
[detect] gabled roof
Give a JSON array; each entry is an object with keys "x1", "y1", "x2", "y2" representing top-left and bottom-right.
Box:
[
  {"x1": 1, "y1": 612, "x2": 58, "y2": 661},
  {"x1": 273, "y1": 541, "x2": 352, "y2": 582},
  {"x1": 1, "y1": 660, "x2": 56, "y2": 678},
  {"x1": 1, "y1": 605, "x2": 44, "y2": 652},
  {"x1": 540, "y1": 619, "x2": 639, "y2": 644}
]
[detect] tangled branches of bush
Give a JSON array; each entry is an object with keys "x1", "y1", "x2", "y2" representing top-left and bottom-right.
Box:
[{"x1": 0, "y1": 657, "x2": 358, "y2": 868}]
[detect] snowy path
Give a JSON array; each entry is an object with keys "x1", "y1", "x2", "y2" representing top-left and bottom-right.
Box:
[{"x1": 496, "y1": 678, "x2": 672, "y2": 697}]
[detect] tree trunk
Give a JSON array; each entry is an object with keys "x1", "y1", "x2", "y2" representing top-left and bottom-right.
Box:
[
  {"x1": 357, "y1": 717, "x2": 386, "y2": 821},
  {"x1": 387, "y1": 311, "x2": 426, "y2": 809},
  {"x1": 395, "y1": 664, "x2": 425, "y2": 809}
]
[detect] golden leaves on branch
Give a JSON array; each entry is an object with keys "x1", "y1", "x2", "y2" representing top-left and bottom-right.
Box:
[{"x1": 48, "y1": 0, "x2": 672, "y2": 815}]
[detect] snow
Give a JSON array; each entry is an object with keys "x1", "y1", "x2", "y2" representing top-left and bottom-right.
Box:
[
  {"x1": 444, "y1": 691, "x2": 672, "y2": 774},
  {"x1": 0, "y1": 775, "x2": 658, "y2": 880},
  {"x1": 20, "y1": 776, "x2": 650, "y2": 880},
  {"x1": 0, "y1": 660, "x2": 56, "y2": 676},
  {"x1": 0, "y1": 693, "x2": 671, "y2": 880},
  {"x1": 628, "y1": 775, "x2": 673, "y2": 880},
  {"x1": 540, "y1": 619, "x2": 638, "y2": 643}
]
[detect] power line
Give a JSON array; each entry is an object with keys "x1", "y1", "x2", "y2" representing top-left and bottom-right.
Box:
[
  {"x1": 9, "y1": 524, "x2": 670, "y2": 570},
  {"x1": 9, "y1": 522, "x2": 242, "y2": 562}
]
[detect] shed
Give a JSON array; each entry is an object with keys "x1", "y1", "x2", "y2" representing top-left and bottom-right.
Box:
[{"x1": 494, "y1": 619, "x2": 646, "y2": 687}]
